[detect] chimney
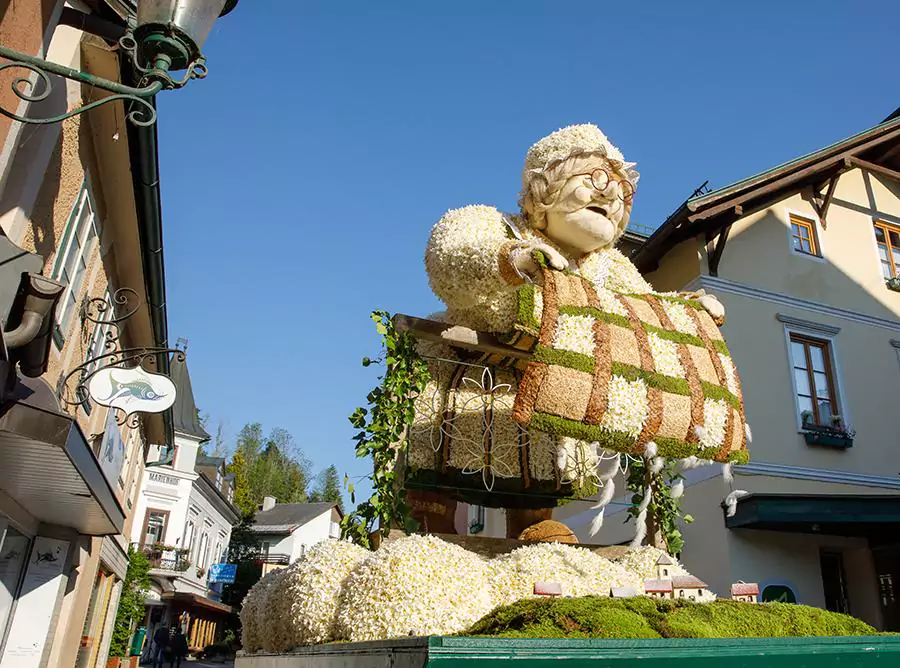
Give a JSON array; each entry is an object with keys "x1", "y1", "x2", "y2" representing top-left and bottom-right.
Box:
[{"x1": 262, "y1": 496, "x2": 276, "y2": 512}]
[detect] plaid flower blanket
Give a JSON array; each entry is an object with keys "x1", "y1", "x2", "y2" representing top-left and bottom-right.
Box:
[{"x1": 510, "y1": 265, "x2": 749, "y2": 464}]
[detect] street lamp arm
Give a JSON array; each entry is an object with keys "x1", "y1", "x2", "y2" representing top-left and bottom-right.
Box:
[{"x1": 0, "y1": 45, "x2": 164, "y2": 126}]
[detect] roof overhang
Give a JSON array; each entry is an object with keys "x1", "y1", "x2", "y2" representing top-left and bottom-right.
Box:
[
  {"x1": 725, "y1": 493, "x2": 900, "y2": 541},
  {"x1": 0, "y1": 377, "x2": 125, "y2": 535},
  {"x1": 634, "y1": 116, "x2": 900, "y2": 273},
  {"x1": 160, "y1": 591, "x2": 232, "y2": 615}
]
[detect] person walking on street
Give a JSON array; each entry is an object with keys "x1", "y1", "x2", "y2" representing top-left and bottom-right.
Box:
[
  {"x1": 151, "y1": 624, "x2": 170, "y2": 668},
  {"x1": 169, "y1": 627, "x2": 189, "y2": 668}
]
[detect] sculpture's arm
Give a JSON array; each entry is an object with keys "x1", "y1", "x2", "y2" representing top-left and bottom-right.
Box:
[{"x1": 425, "y1": 206, "x2": 566, "y2": 311}]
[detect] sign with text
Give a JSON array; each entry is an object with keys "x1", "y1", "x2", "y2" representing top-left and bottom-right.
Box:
[{"x1": 208, "y1": 563, "x2": 237, "y2": 584}]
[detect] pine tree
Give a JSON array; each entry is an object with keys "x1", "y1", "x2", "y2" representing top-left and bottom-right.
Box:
[{"x1": 309, "y1": 465, "x2": 344, "y2": 512}]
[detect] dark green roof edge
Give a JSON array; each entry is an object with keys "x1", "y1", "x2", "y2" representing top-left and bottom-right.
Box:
[{"x1": 124, "y1": 72, "x2": 173, "y2": 448}]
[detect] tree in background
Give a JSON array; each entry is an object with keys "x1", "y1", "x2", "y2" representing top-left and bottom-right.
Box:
[
  {"x1": 308, "y1": 465, "x2": 344, "y2": 512},
  {"x1": 227, "y1": 449, "x2": 256, "y2": 517},
  {"x1": 109, "y1": 547, "x2": 151, "y2": 657}
]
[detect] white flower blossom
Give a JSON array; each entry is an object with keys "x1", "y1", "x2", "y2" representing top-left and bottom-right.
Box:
[
  {"x1": 489, "y1": 542, "x2": 641, "y2": 606},
  {"x1": 600, "y1": 375, "x2": 649, "y2": 438},
  {"x1": 699, "y1": 398, "x2": 729, "y2": 451},
  {"x1": 552, "y1": 314, "x2": 596, "y2": 356},
  {"x1": 647, "y1": 333, "x2": 684, "y2": 378},
  {"x1": 662, "y1": 301, "x2": 698, "y2": 335},
  {"x1": 719, "y1": 353, "x2": 739, "y2": 396},
  {"x1": 614, "y1": 546, "x2": 689, "y2": 580}
]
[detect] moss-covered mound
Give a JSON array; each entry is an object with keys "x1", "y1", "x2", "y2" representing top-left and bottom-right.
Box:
[{"x1": 464, "y1": 596, "x2": 876, "y2": 639}]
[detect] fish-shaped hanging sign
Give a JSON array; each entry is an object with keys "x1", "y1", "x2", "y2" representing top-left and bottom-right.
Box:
[{"x1": 88, "y1": 366, "x2": 176, "y2": 416}]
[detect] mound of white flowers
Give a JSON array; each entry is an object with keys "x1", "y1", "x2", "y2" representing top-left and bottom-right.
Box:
[
  {"x1": 489, "y1": 542, "x2": 642, "y2": 607},
  {"x1": 240, "y1": 537, "x2": 704, "y2": 651},
  {"x1": 335, "y1": 534, "x2": 494, "y2": 642},
  {"x1": 614, "y1": 545, "x2": 689, "y2": 580}
]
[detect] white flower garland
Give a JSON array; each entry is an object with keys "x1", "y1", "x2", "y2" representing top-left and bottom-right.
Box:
[
  {"x1": 335, "y1": 535, "x2": 494, "y2": 642},
  {"x1": 240, "y1": 537, "x2": 709, "y2": 650},
  {"x1": 661, "y1": 301, "x2": 698, "y2": 336}
]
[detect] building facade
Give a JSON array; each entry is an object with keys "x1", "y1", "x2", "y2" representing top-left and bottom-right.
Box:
[
  {"x1": 558, "y1": 110, "x2": 900, "y2": 630},
  {"x1": 0, "y1": 2, "x2": 226, "y2": 666},
  {"x1": 130, "y1": 355, "x2": 239, "y2": 656},
  {"x1": 252, "y1": 501, "x2": 342, "y2": 576}
]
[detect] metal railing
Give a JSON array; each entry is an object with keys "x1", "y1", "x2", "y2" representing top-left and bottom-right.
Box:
[
  {"x1": 254, "y1": 552, "x2": 290, "y2": 565},
  {"x1": 132, "y1": 542, "x2": 191, "y2": 572}
]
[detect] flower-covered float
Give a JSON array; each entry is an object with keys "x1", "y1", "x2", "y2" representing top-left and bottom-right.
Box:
[{"x1": 234, "y1": 126, "x2": 893, "y2": 665}]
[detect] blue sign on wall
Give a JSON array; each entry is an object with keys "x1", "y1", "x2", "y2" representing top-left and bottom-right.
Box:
[{"x1": 208, "y1": 563, "x2": 237, "y2": 584}]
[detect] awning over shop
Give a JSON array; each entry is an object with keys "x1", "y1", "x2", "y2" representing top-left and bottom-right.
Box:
[
  {"x1": 160, "y1": 592, "x2": 232, "y2": 615},
  {"x1": 725, "y1": 493, "x2": 900, "y2": 540},
  {"x1": 0, "y1": 377, "x2": 124, "y2": 535}
]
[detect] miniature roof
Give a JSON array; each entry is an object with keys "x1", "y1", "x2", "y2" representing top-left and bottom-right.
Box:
[
  {"x1": 252, "y1": 502, "x2": 339, "y2": 534},
  {"x1": 672, "y1": 575, "x2": 708, "y2": 589},
  {"x1": 610, "y1": 586, "x2": 639, "y2": 597},
  {"x1": 731, "y1": 582, "x2": 760, "y2": 596},
  {"x1": 170, "y1": 353, "x2": 211, "y2": 442},
  {"x1": 644, "y1": 578, "x2": 673, "y2": 592},
  {"x1": 656, "y1": 553, "x2": 675, "y2": 566}
]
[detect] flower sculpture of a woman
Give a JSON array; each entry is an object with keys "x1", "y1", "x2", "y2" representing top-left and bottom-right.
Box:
[{"x1": 406, "y1": 124, "x2": 729, "y2": 540}]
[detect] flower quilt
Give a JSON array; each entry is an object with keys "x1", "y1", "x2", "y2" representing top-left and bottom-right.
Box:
[{"x1": 511, "y1": 266, "x2": 749, "y2": 463}]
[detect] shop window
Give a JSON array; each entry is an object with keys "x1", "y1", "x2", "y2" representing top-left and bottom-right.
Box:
[
  {"x1": 789, "y1": 213, "x2": 821, "y2": 257},
  {"x1": 0, "y1": 526, "x2": 31, "y2": 649}
]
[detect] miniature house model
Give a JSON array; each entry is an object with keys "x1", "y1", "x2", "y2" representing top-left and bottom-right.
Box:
[
  {"x1": 656, "y1": 553, "x2": 675, "y2": 578},
  {"x1": 641, "y1": 555, "x2": 717, "y2": 602},
  {"x1": 731, "y1": 582, "x2": 760, "y2": 603}
]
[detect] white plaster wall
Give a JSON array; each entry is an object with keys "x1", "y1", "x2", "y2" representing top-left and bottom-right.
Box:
[{"x1": 287, "y1": 511, "x2": 334, "y2": 562}]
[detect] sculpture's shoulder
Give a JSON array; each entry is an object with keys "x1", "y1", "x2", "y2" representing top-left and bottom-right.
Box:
[{"x1": 429, "y1": 204, "x2": 522, "y2": 244}]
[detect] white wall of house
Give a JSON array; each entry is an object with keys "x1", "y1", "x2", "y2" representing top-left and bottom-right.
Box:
[{"x1": 257, "y1": 509, "x2": 341, "y2": 564}]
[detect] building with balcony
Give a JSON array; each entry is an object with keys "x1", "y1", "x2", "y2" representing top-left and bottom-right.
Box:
[
  {"x1": 0, "y1": 3, "x2": 179, "y2": 667},
  {"x1": 551, "y1": 109, "x2": 900, "y2": 631},
  {"x1": 129, "y1": 353, "x2": 239, "y2": 656},
  {"x1": 252, "y1": 500, "x2": 342, "y2": 576}
]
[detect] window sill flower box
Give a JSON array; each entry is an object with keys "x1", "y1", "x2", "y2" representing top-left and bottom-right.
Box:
[
  {"x1": 801, "y1": 424, "x2": 854, "y2": 449},
  {"x1": 887, "y1": 277, "x2": 900, "y2": 293}
]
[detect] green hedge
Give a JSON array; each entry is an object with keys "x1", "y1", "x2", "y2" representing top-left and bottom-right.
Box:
[{"x1": 464, "y1": 596, "x2": 876, "y2": 639}]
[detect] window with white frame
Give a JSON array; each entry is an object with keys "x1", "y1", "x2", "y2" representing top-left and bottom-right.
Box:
[
  {"x1": 80, "y1": 291, "x2": 114, "y2": 413},
  {"x1": 51, "y1": 183, "x2": 100, "y2": 346}
]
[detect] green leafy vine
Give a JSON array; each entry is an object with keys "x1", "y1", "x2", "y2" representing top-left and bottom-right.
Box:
[
  {"x1": 340, "y1": 311, "x2": 430, "y2": 548},
  {"x1": 625, "y1": 457, "x2": 693, "y2": 556}
]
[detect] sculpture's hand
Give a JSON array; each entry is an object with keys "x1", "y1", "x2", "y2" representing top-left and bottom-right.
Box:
[
  {"x1": 509, "y1": 242, "x2": 568, "y2": 284},
  {"x1": 679, "y1": 289, "x2": 726, "y2": 326}
]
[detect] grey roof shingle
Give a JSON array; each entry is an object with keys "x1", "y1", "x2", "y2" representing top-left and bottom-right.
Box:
[
  {"x1": 252, "y1": 502, "x2": 338, "y2": 533},
  {"x1": 170, "y1": 354, "x2": 210, "y2": 442}
]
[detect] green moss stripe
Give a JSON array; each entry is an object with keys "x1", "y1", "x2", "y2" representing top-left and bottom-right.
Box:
[
  {"x1": 558, "y1": 305, "x2": 631, "y2": 328},
  {"x1": 518, "y1": 284, "x2": 540, "y2": 332},
  {"x1": 654, "y1": 437, "x2": 697, "y2": 459},
  {"x1": 642, "y1": 322, "x2": 706, "y2": 348},
  {"x1": 534, "y1": 346, "x2": 595, "y2": 374},
  {"x1": 610, "y1": 362, "x2": 691, "y2": 396},
  {"x1": 701, "y1": 381, "x2": 741, "y2": 410},
  {"x1": 530, "y1": 413, "x2": 636, "y2": 451},
  {"x1": 712, "y1": 339, "x2": 731, "y2": 356},
  {"x1": 728, "y1": 449, "x2": 750, "y2": 465}
]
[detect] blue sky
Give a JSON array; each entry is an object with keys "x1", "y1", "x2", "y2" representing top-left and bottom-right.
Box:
[{"x1": 156, "y1": 1, "x2": 899, "y2": 497}]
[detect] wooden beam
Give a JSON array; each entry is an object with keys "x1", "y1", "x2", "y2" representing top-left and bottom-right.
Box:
[
  {"x1": 393, "y1": 314, "x2": 532, "y2": 360},
  {"x1": 848, "y1": 156, "x2": 900, "y2": 183},
  {"x1": 687, "y1": 125, "x2": 900, "y2": 223},
  {"x1": 817, "y1": 175, "x2": 838, "y2": 229},
  {"x1": 707, "y1": 224, "x2": 732, "y2": 277}
]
